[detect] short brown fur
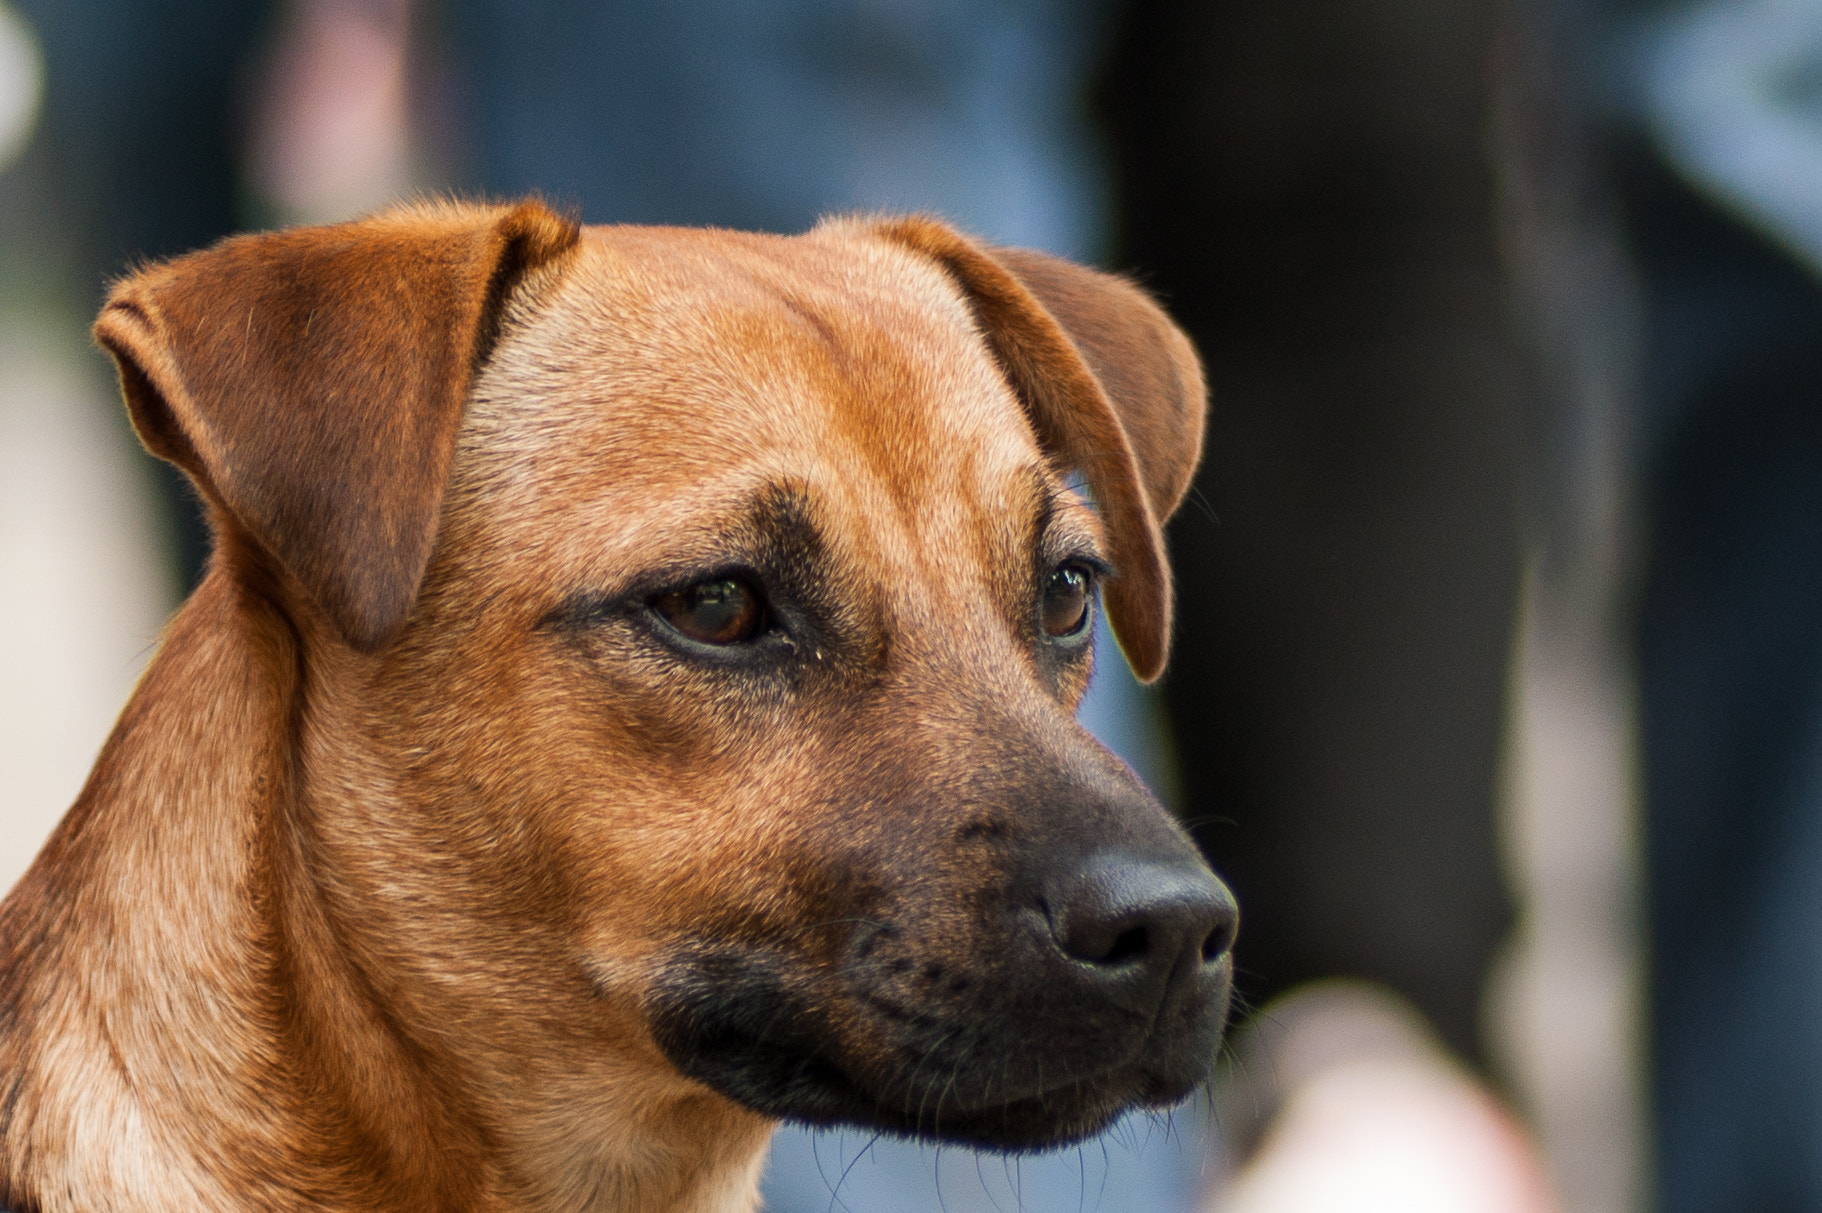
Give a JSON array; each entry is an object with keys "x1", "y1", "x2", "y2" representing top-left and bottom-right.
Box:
[{"x1": 0, "y1": 201, "x2": 1218, "y2": 1213}]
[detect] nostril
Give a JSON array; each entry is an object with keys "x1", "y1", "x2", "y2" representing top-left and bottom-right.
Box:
[
  {"x1": 1200, "y1": 912, "x2": 1237, "y2": 963},
  {"x1": 1200, "y1": 927, "x2": 1222, "y2": 963},
  {"x1": 1102, "y1": 925, "x2": 1150, "y2": 966},
  {"x1": 1061, "y1": 915, "x2": 1152, "y2": 966}
]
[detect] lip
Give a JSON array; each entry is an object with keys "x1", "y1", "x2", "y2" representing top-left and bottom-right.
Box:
[
  {"x1": 644, "y1": 939, "x2": 1227, "y2": 1150},
  {"x1": 653, "y1": 1000, "x2": 1150, "y2": 1148}
]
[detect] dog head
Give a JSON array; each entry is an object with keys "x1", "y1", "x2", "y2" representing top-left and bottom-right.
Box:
[{"x1": 95, "y1": 201, "x2": 1232, "y2": 1161}]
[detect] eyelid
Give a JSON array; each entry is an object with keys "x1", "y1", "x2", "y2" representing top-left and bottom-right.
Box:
[
  {"x1": 1055, "y1": 552, "x2": 1113, "y2": 580},
  {"x1": 648, "y1": 564, "x2": 768, "y2": 599}
]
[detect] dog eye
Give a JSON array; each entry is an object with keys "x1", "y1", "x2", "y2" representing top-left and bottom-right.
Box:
[
  {"x1": 652, "y1": 577, "x2": 767, "y2": 645},
  {"x1": 1041, "y1": 563, "x2": 1094, "y2": 638}
]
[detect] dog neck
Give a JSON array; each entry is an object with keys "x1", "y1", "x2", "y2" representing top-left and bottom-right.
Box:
[{"x1": 0, "y1": 568, "x2": 775, "y2": 1213}]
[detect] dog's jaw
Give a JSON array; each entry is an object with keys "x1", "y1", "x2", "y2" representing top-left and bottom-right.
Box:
[{"x1": 646, "y1": 938, "x2": 1231, "y2": 1151}]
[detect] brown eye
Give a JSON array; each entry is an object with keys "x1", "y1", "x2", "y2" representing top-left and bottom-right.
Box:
[
  {"x1": 1041, "y1": 563, "x2": 1093, "y2": 638},
  {"x1": 652, "y1": 577, "x2": 765, "y2": 645}
]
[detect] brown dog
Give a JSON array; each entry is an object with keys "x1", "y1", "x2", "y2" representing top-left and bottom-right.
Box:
[{"x1": 0, "y1": 200, "x2": 1232, "y2": 1213}]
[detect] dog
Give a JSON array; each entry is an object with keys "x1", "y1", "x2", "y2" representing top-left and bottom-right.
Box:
[{"x1": 0, "y1": 199, "x2": 1233, "y2": 1213}]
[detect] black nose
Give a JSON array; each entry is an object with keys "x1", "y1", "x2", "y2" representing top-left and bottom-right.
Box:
[{"x1": 1049, "y1": 855, "x2": 1237, "y2": 1010}]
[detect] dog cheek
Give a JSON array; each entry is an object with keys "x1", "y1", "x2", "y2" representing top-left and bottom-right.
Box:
[{"x1": 1054, "y1": 648, "x2": 1094, "y2": 710}]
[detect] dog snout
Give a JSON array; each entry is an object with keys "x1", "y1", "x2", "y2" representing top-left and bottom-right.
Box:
[{"x1": 1049, "y1": 853, "x2": 1237, "y2": 1015}]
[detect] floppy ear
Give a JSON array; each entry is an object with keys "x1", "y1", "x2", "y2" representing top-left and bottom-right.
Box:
[
  {"x1": 872, "y1": 217, "x2": 1207, "y2": 682},
  {"x1": 94, "y1": 200, "x2": 579, "y2": 650}
]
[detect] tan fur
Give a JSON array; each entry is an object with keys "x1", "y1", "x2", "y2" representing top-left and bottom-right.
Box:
[{"x1": 0, "y1": 201, "x2": 1213, "y2": 1213}]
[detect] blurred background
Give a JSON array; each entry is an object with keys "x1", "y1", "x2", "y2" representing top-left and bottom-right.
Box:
[{"x1": 4, "y1": 0, "x2": 1821, "y2": 1210}]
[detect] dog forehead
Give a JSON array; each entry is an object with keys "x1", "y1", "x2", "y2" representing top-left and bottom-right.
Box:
[{"x1": 449, "y1": 225, "x2": 1048, "y2": 570}]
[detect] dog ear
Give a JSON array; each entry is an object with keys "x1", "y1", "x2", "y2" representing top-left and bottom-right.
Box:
[
  {"x1": 872, "y1": 218, "x2": 1207, "y2": 682},
  {"x1": 94, "y1": 200, "x2": 580, "y2": 650}
]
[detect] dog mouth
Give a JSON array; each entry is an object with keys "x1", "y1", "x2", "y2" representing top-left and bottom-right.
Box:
[{"x1": 643, "y1": 929, "x2": 1232, "y2": 1150}]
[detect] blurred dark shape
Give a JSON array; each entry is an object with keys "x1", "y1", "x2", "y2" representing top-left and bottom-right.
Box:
[
  {"x1": 1623, "y1": 95, "x2": 1822, "y2": 1213},
  {"x1": 1099, "y1": 0, "x2": 1524, "y2": 1064}
]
